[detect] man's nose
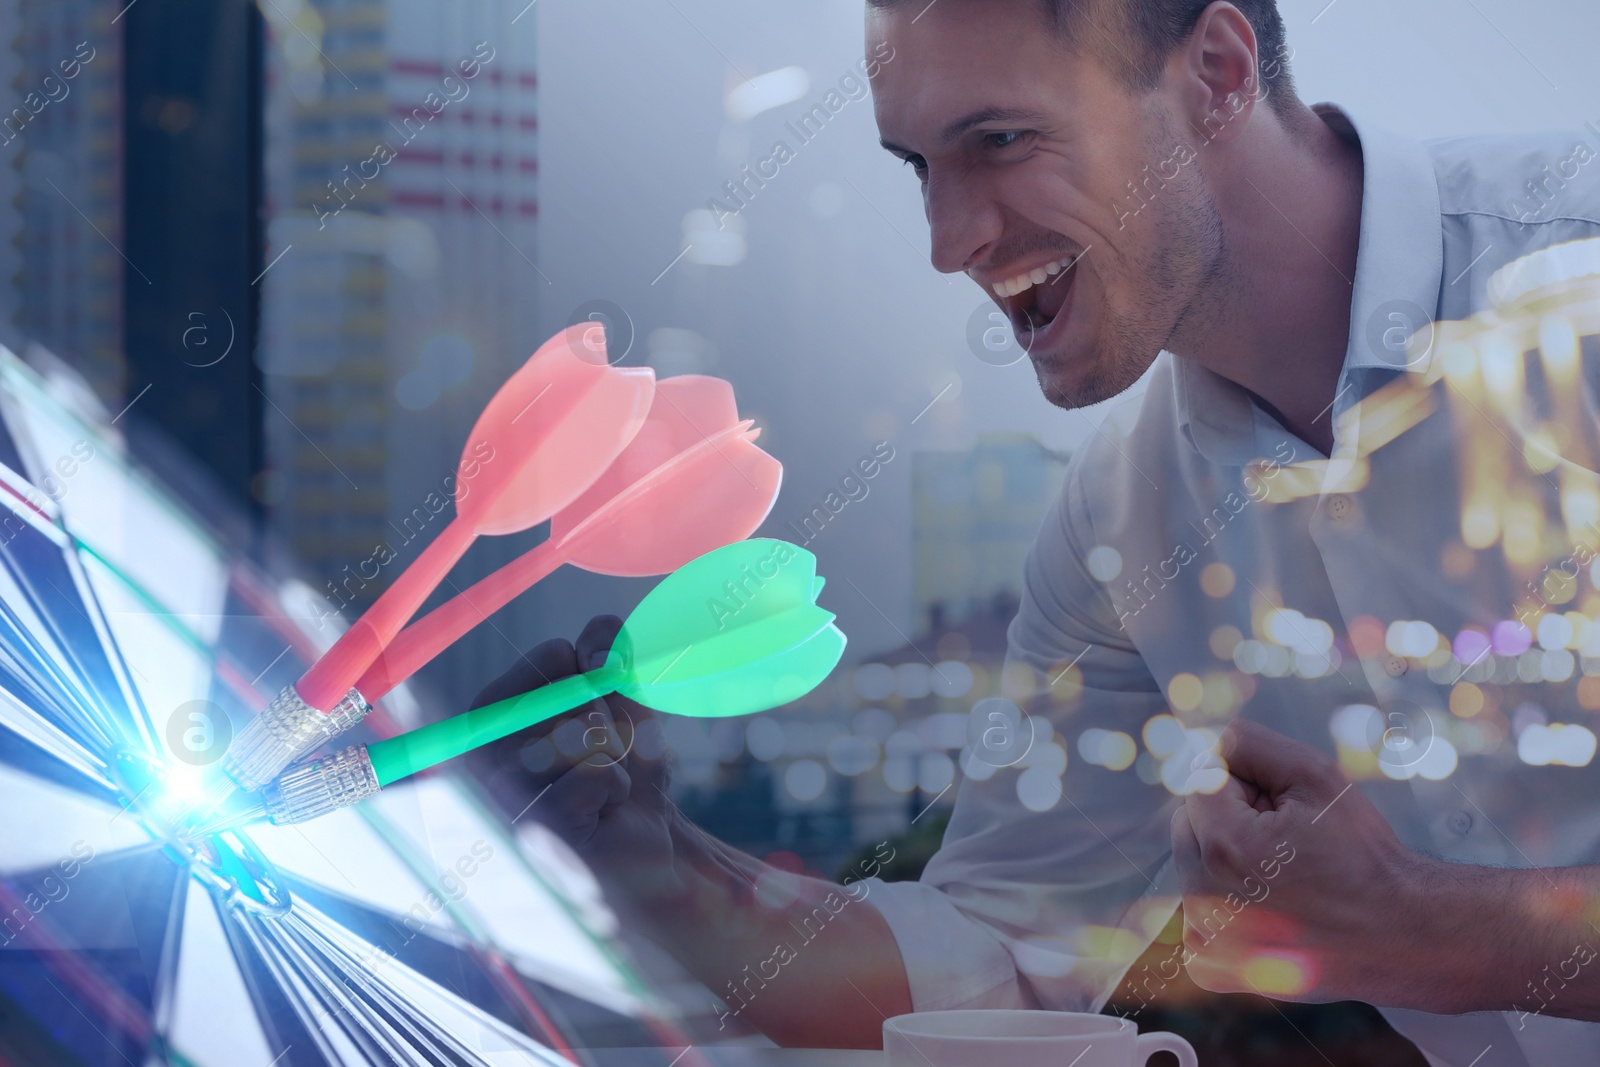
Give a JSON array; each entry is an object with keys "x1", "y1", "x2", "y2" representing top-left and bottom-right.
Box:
[{"x1": 925, "y1": 173, "x2": 1001, "y2": 276}]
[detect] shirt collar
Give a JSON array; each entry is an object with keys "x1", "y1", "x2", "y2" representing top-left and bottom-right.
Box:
[{"x1": 1175, "y1": 102, "x2": 1444, "y2": 466}]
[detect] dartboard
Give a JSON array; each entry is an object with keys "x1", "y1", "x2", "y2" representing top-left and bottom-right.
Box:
[{"x1": 0, "y1": 349, "x2": 688, "y2": 1066}]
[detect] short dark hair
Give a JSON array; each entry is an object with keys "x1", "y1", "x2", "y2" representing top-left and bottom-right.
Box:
[{"x1": 867, "y1": 0, "x2": 1297, "y2": 113}]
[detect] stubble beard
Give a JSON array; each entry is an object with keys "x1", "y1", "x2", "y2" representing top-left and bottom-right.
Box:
[{"x1": 1035, "y1": 125, "x2": 1229, "y2": 411}]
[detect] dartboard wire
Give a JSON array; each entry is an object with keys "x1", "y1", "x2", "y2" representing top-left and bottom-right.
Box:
[
  {"x1": 355, "y1": 799, "x2": 583, "y2": 1061},
  {"x1": 268, "y1": 907, "x2": 460, "y2": 1064},
  {"x1": 145, "y1": 852, "x2": 191, "y2": 1060},
  {"x1": 0, "y1": 484, "x2": 157, "y2": 757},
  {"x1": 225, "y1": 907, "x2": 356, "y2": 1065},
  {"x1": 0, "y1": 682, "x2": 114, "y2": 790},
  {"x1": 289, "y1": 903, "x2": 571, "y2": 1065},
  {"x1": 290, "y1": 910, "x2": 486, "y2": 1063},
  {"x1": 0, "y1": 580, "x2": 122, "y2": 756}
]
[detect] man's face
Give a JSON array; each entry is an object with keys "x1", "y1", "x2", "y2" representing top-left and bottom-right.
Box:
[{"x1": 869, "y1": 0, "x2": 1226, "y2": 409}]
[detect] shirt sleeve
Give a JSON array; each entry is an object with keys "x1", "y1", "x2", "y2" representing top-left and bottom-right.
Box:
[{"x1": 864, "y1": 454, "x2": 1184, "y2": 1013}]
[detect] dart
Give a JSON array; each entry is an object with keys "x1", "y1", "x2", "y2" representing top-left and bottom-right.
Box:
[
  {"x1": 205, "y1": 539, "x2": 844, "y2": 829},
  {"x1": 352, "y1": 374, "x2": 784, "y2": 702},
  {"x1": 220, "y1": 325, "x2": 656, "y2": 793}
]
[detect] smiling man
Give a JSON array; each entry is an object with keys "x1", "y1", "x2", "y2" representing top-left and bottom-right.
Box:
[{"x1": 475, "y1": 0, "x2": 1600, "y2": 1062}]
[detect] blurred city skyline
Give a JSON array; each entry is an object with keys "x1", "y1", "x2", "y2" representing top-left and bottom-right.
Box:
[{"x1": 3, "y1": 0, "x2": 1599, "y2": 701}]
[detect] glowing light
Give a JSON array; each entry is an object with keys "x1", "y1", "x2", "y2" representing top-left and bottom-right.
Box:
[
  {"x1": 1001, "y1": 662, "x2": 1038, "y2": 701},
  {"x1": 1017, "y1": 765, "x2": 1063, "y2": 812},
  {"x1": 1086, "y1": 545, "x2": 1123, "y2": 582},
  {"x1": 1200, "y1": 671, "x2": 1243, "y2": 715},
  {"x1": 1449, "y1": 683, "x2": 1485, "y2": 718},
  {"x1": 1523, "y1": 429, "x2": 1562, "y2": 474},
  {"x1": 1347, "y1": 615, "x2": 1388, "y2": 659},
  {"x1": 1209, "y1": 624, "x2": 1243, "y2": 660},
  {"x1": 1385, "y1": 620, "x2": 1438, "y2": 659},
  {"x1": 1046, "y1": 662, "x2": 1082, "y2": 703},
  {"x1": 1330, "y1": 704, "x2": 1379, "y2": 751},
  {"x1": 1021, "y1": 740, "x2": 1069, "y2": 777},
  {"x1": 784, "y1": 759, "x2": 827, "y2": 801},
  {"x1": 931, "y1": 660, "x2": 973, "y2": 697},
  {"x1": 1266, "y1": 610, "x2": 1335, "y2": 656},
  {"x1": 1539, "y1": 613, "x2": 1575, "y2": 651},
  {"x1": 1293, "y1": 649, "x2": 1339, "y2": 679},
  {"x1": 1415, "y1": 737, "x2": 1459, "y2": 781},
  {"x1": 1543, "y1": 649, "x2": 1576, "y2": 682},
  {"x1": 1200, "y1": 562, "x2": 1235, "y2": 598},
  {"x1": 1242, "y1": 952, "x2": 1315, "y2": 996},
  {"x1": 1453, "y1": 627, "x2": 1492, "y2": 665},
  {"x1": 1233, "y1": 639, "x2": 1267, "y2": 674},
  {"x1": 1077, "y1": 728, "x2": 1137, "y2": 771},
  {"x1": 1159, "y1": 729, "x2": 1226, "y2": 795},
  {"x1": 1518, "y1": 723, "x2": 1598, "y2": 767},
  {"x1": 1143, "y1": 714, "x2": 1187, "y2": 759},
  {"x1": 853, "y1": 663, "x2": 896, "y2": 700},
  {"x1": 1491, "y1": 620, "x2": 1534, "y2": 656},
  {"x1": 1539, "y1": 315, "x2": 1580, "y2": 382},
  {"x1": 1167, "y1": 673, "x2": 1204, "y2": 713}
]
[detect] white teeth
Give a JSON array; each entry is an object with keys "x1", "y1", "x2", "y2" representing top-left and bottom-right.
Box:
[{"x1": 991, "y1": 254, "x2": 1077, "y2": 301}]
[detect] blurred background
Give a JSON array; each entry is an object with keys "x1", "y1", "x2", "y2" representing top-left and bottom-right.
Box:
[{"x1": 1, "y1": 0, "x2": 1598, "y2": 1059}]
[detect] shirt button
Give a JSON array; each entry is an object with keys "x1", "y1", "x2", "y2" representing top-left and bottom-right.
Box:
[
  {"x1": 1325, "y1": 494, "x2": 1354, "y2": 521},
  {"x1": 1383, "y1": 656, "x2": 1408, "y2": 677},
  {"x1": 1447, "y1": 810, "x2": 1473, "y2": 836}
]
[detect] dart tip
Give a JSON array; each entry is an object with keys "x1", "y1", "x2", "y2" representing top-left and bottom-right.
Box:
[
  {"x1": 173, "y1": 775, "x2": 238, "y2": 824},
  {"x1": 171, "y1": 774, "x2": 267, "y2": 840},
  {"x1": 181, "y1": 795, "x2": 269, "y2": 839}
]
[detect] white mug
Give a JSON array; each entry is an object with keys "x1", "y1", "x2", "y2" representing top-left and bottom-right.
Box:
[{"x1": 882, "y1": 1010, "x2": 1197, "y2": 1067}]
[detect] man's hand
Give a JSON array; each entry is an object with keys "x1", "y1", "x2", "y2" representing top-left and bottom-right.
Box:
[
  {"x1": 464, "y1": 615, "x2": 682, "y2": 902},
  {"x1": 464, "y1": 615, "x2": 913, "y2": 1048},
  {"x1": 1169, "y1": 719, "x2": 1471, "y2": 1011}
]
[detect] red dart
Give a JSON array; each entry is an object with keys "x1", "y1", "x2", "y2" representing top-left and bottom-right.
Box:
[
  {"x1": 222, "y1": 324, "x2": 655, "y2": 790},
  {"x1": 354, "y1": 374, "x2": 782, "y2": 700}
]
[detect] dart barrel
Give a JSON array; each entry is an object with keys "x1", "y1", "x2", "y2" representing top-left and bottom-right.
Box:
[
  {"x1": 261, "y1": 744, "x2": 381, "y2": 825},
  {"x1": 223, "y1": 684, "x2": 372, "y2": 792}
]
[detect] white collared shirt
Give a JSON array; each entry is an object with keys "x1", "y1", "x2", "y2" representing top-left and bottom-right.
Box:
[{"x1": 862, "y1": 105, "x2": 1600, "y2": 1067}]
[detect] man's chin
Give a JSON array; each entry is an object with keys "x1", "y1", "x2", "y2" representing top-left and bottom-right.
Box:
[{"x1": 1030, "y1": 346, "x2": 1156, "y2": 411}]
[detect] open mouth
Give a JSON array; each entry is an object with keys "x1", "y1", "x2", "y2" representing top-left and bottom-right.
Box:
[{"x1": 990, "y1": 252, "x2": 1083, "y2": 340}]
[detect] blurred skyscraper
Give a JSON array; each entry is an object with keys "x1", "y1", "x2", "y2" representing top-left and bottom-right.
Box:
[
  {"x1": 0, "y1": 0, "x2": 123, "y2": 398},
  {"x1": 258, "y1": 0, "x2": 542, "y2": 698},
  {"x1": 911, "y1": 431, "x2": 1071, "y2": 627}
]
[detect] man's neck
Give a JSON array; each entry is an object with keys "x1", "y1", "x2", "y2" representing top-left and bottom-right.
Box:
[{"x1": 1181, "y1": 106, "x2": 1365, "y2": 458}]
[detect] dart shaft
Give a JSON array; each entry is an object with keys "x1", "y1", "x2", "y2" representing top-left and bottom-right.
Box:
[
  {"x1": 367, "y1": 666, "x2": 620, "y2": 786},
  {"x1": 296, "y1": 516, "x2": 477, "y2": 710},
  {"x1": 355, "y1": 538, "x2": 568, "y2": 700}
]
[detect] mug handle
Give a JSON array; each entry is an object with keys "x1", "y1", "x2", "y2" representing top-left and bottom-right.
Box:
[{"x1": 1135, "y1": 1032, "x2": 1198, "y2": 1067}]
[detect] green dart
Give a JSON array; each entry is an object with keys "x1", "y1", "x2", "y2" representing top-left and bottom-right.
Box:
[{"x1": 214, "y1": 540, "x2": 844, "y2": 829}]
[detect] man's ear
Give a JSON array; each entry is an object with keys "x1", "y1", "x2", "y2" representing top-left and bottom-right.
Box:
[{"x1": 1171, "y1": 2, "x2": 1261, "y2": 147}]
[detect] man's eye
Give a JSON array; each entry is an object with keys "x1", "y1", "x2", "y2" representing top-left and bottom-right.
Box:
[
  {"x1": 985, "y1": 131, "x2": 1028, "y2": 149},
  {"x1": 901, "y1": 154, "x2": 928, "y2": 177}
]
